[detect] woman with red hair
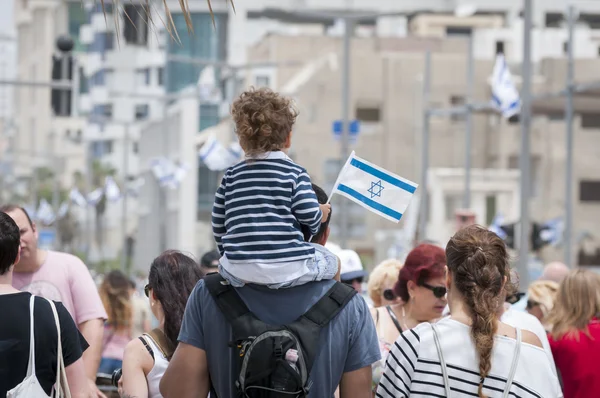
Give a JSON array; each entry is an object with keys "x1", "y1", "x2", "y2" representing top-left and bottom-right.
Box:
[{"x1": 370, "y1": 243, "x2": 448, "y2": 394}]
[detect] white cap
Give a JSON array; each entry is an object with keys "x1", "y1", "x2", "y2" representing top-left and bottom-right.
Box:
[{"x1": 338, "y1": 249, "x2": 367, "y2": 281}]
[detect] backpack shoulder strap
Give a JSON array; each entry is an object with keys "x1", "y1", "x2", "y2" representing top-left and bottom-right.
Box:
[
  {"x1": 204, "y1": 273, "x2": 251, "y2": 325},
  {"x1": 301, "y1": 281, "x2": 357, "y2": 328},
  {"x1": 289, "y1": 282, "x2": 357, "y2": 376}
]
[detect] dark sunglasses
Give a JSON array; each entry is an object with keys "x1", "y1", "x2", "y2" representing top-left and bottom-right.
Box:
[
  {"x1": 144, "y1": 283, "x2": 151, "y2": 298},
  {"x1": 383, "y1": 289, "x2": 396, "y2": 301},
  {"x1": 421, "y1": 283, "x2": 447, "y2": 298},
  {"x1": 506, "y1": 292, "x2": 526, "y2": 305},
  {"x1": 526, "y1": 300, "x2": 540, "y2": 310},
  {"x1": 344, "y1": 277, "x2": 364, "y2": 285}
]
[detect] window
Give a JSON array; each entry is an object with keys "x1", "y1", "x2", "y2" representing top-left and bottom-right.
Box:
[
  {"x1": 135, "y1": 104, "x2": 149, "y2": 120},
  {"x1": 91, "y1": 70, "x2": 105, "y2": 86},
  {"x1": 166, "y1": 12, "x2": 228, "y2": 93},
  {"x1": 255, "y1": 75, "x2": 270, "y2": 87},
  {"x1": 197, "y1": 163, "x2": 220, "y2": 212},
  {"x1": 136, "y1": 68, "x2": 150, "y2": 86},
  {"x1": 581, "y1": 113, "x2": 600, "y2": 129},
  {"x1": 545, "y1": 12, "x2": 563, "y2": 28},
  {"x1": 450, "y1": 95, "x2": 465, "y2": 121},
  {"x1": 93, "y1": 104, "x2": 113, "y2": 119},
  {"x1": 123, "y1": 4, "x2": 149, "y2": 45},
  {"x1": 446, "y1": 26, "x2": 472, "y2": 36},
  {"x1": 563, "y1": 41, "x2": 569, "y2": 55},
  {"x1": 445, "y1": 194, "x2": 462, "y2": 221},
  {"x1": 105, "y1": 69, "x2": 115, "y2": 88},
  {"x1": 485, "y1": 195, "x2": 497, "y2": 225},
  {"x1": 91, "y1": 140, "x2": 114, "y2": 157},
  {"x1": 157, "y1": 67, "x2": 164, "y2": 86},
  {"x1": 79, "y1": 67, "x2": 89, "y2": 93},
  {"x1": 495, "y1": 41, "x2": 505, "y2": 54},
  {"x1": 580, "y1": 180, "x2": 600, "y2": 202},
  {"x1": 132, "y1": 141, "x2": 139, "y2": 154},
  {"x1": 199, "y1": 104, "x2": 220, "y2": 131},
  {"x1": 93, "y1": 32, "x2": 114, "y2": 51},
  {"x1": 356, "y1": 106, "x2": 381, "y2": 123},
  {"x1": 324, "y1": 159, "x2": 366, "y2": 238}
]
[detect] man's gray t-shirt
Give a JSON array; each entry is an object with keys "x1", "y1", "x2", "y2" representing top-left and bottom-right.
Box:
[{"x1": 179, "y1": 279, "x2": 381, "y2": 397}]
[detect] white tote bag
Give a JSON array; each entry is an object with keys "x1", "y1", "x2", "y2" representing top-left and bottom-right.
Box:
[{"x1": 6, "y1": 295, "x2": 72, "y2": 398}]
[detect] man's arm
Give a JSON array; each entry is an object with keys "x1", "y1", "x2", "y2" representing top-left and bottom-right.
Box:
[
  {"x1": 160, "y1": 343, "x2": 210, "y2": 398},
  {"x1": 79, "y1": 318, "x2": 105, "y2": 396},
  {"x1": 339, "y1": 366, "x2": 372, "y2": 398}
]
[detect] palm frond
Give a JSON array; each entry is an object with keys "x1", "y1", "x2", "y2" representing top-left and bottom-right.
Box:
[{"x1": 96, "y1": 0, "x2": 236, "y2": 39}]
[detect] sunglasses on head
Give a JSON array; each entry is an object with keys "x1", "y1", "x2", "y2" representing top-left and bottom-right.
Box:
[
  {"x1": 421, "y1": 282, "x2": 447, "y2": 298},
  {"x1": 383, "y1": 289, "x2": 396, "y2": 301},
  {"x1": 144, "y1": 283, "x2": 151, "y2": 298}
]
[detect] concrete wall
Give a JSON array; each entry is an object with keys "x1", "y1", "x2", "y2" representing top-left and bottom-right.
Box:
[{"x1": 134, "y1": 97, "x2": 199, "y2": 272}]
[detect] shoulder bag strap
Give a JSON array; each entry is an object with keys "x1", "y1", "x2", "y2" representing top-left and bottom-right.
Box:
[
  {"x1": 45, "y1": 298, "x2": 72, "y2": 398},
  {"x1": 502, "y1": 327, "x2": 522, "y2": 398},
  {"x1": 147, "y1": 328, "x2": 175, "y2": 360},
  {"x1": 25, "y1": 295, "x2": 36, "y2": 378},
  {"x1": 385, "y1": 305, "x2": 403, "y2": 333},
  {"x1": 431, "y1": 324, "x2": 452, "y2": 398}
]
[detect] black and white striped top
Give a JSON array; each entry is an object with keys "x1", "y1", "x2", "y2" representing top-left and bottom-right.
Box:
[
  {"x1": 212, "y1": 151, "x2": 322, "y2": 265},
  {"x1": 377, "y1": 318, "x2": 562, "y2": 398}
]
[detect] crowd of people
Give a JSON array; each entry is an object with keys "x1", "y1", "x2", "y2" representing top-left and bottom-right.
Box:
[{"x1": 1, "y1": 88, "x2": 600, "y2": 398}]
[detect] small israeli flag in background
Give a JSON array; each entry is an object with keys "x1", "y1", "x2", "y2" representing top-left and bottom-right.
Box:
[
  {"x1": 330, "y1": 151, "x2": 418, "y2": 223},
  {"x1": 491, "y1": 54, "x2": 521, "y2": 118}
]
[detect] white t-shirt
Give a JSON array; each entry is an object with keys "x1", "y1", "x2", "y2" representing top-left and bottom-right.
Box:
[
  {"x1": 377, "y1": 317, "x2": 563, "y2": 398},
  {"x1": 501, "y1": 306, "x2": 557, "y2": 375}
]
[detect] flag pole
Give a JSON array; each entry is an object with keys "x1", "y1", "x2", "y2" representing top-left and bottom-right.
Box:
[{"x1": 327, "y1": 151, "x2": 355, "y2": 205}]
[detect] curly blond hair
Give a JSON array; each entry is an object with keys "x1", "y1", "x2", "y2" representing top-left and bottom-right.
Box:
[
  {"x1": 367, "y1": 259, "x2": 403, "y2": 307},
  {"x1": 231, "y1": 87, "x2": 298, "y2": 157}
]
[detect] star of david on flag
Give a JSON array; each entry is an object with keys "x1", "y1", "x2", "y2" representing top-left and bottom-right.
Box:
[{"x1": 329, "y1": 151, "x2": 418, "y2": 223}]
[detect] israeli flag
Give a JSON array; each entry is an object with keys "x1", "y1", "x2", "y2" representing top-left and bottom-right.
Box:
[
  {"x1": 198, "y1": 134, "x2": 242, "y2": 171},
  {"x1": 491, "y1": 54, "x2": 521, "y2": 118},
  {"x1": 541, "y1": 217, "x2": 564, "y2": 246},
  {"x1": 36, "y1": 199, "x2": 56, "y2": 225},
  {"x1": 69, "y1": 188, "x2": 88, "y2": 208},
  {"x1": 488, "y1": 212, "x2": 508, "y2": 240},
  {"x1": 56, "y1": 202, "x2": 69, "y2": 219},
  {"x1": 330, "y1": 151, "x2": 418, "y2": 223},
  {"x1": 104, "y1": 176, "x2": 121, "y2": 202}
]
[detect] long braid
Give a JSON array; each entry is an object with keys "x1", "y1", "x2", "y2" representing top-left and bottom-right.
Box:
[{"x1": 446, "y1": 227, "x2": 510, "y2": 398}]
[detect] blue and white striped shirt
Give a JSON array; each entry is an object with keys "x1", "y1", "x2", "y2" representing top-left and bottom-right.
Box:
[{"x1": 212, "y1": 151, "x2": 323, "y2": 267}]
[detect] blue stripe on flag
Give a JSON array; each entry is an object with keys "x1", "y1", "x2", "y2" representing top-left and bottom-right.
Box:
[
  {"x1": 338, "y1": 184, "x2": 403, "y2": 221},
  {"x1": 349, "y1": 158, "x2": 416, "y2": 194},
  {"x1": 200, "y1": 140, "x2": 218, "y2": 161}
]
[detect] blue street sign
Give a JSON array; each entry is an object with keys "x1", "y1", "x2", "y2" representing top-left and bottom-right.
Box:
[
  {"x1": 38, "y1": 229, "x2": 57, "y2": 250},
  {"x1": 332, "y1": 120, "x2": 360, "y2": 140}
]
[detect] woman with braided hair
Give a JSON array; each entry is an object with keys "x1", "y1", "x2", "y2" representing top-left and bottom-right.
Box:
[{"x1": 377, "y1": 225, "x2": 562, "y2": 398}]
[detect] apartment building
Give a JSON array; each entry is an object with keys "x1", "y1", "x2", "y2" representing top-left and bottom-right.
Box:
[{"x1": 237, "y1": 31, "x2": 600, "y2": 266}]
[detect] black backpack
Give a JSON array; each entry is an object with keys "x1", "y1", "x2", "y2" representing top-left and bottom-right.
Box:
[{"x1": 205, "y1": 273, "x2": 357, "y2": 398}]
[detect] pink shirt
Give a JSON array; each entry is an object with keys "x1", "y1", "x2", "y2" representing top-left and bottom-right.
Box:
[{"x1": 12, "y1": 250, "x2": 107, "y2": 325}]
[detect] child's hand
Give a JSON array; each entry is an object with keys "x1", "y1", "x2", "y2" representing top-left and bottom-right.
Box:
[{"x1": 320, "y1": 203, "x2": 331, "y2": 223}]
